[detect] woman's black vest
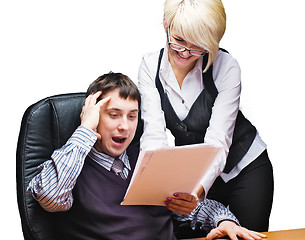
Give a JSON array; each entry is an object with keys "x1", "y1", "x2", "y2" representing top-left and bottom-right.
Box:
[{"x1": 155, "y1": 48, "x2": 256, "y2": 173}]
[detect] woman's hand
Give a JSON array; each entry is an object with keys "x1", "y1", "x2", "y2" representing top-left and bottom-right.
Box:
[
  {"x1": 165, "y1": 185, "x2": 205, "y2": 215},
  {"x1": 206, "y1": 221, "x2": 266, "y2": 240},
  {"x1": 164, "y1": 192, "x2": 198, "y2": 215}
]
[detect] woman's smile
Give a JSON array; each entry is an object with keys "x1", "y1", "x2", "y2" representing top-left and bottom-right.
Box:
[{"x1": 176, "y1": 51, "x2": 191, "y2": 60}]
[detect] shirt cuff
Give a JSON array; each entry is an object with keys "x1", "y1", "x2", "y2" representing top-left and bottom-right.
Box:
[
  {"x1": 214, "y1": 215, "x2": 240, "y2": 228},
  {"x1": 67, "y1": 126, "x2": 97, "y2": 151}
]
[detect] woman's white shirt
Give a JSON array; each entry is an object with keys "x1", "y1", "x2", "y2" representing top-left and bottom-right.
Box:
[{"x1": 137, "y1": 47, "x2": 266, "y2": 195}]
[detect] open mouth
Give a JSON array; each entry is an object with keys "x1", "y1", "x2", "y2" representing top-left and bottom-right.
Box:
[
  {"x1": 112, "y1": 137, "x2": 127, "y2": 144},
  {"x1": 177, "y1": 52, "x2": 190, "y2": 60}
]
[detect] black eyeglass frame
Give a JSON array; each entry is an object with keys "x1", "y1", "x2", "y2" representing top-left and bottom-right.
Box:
[{"x1": 166, "y1": 29, "x2": 208, "y2": 57}]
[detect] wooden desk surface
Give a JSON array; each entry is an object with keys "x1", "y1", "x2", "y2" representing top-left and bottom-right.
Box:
[
  {"x1": 261, "y1": 228, "x2": 305, "y2": 240},
  {"x1": 185, "y1": 228, "x2": 305, "y2": 240}
]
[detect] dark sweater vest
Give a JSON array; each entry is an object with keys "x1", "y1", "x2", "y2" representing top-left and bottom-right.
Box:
[
  {"x1": 55, "y1": 145, "x2": 176, "y2": 240},
  {"x1": 155, "y1": 48, "x2": 257, "y2": 173}
]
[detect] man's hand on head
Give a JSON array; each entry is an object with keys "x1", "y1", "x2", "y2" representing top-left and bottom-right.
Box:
[{"x1": 80, "y1": 91, "x2": 111, "y2": 140}]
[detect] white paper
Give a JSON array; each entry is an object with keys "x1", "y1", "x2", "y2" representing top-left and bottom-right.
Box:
[{"x1": 121, "y1": 143, "x2": 222, "y2": 206}]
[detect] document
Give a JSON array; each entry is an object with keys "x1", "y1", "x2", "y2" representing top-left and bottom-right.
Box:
[{"x1": 121, "y1": 143, "x2": 222, "y2": 206}]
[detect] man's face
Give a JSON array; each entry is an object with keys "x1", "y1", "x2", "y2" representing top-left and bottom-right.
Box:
[{"x1": 95, "y1": 89, "x2": 138, "y2": 157}]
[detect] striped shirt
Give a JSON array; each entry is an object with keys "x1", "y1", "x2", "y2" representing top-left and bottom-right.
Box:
[
  {"x1": 27, "y1": 126, "x2": 239, "y2": 232},
  {"x1": 88, "y1": 147, "x2": 131, "y2": 179}
]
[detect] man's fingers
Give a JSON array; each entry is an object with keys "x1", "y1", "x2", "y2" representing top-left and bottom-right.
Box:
[
  {"x1": 80, "y1": 91, "x2": 106, "y2": 131},
  {"x1": 96, "y1": 96, "x2": 111, "y2": 107},
  {"x1": 83, "y1": 92, "x2": 99, "y2": 107},
  {"x1": 84, "y1": 92, "x2": 110, "y2": 109},
  {"x1": 84, "y1": 94, "x2": 92, "y2": 107},
  {"x1": 96, "y1": 132, "x2": 102, "y2": 140},
  {"x1": 227, "y1": 231, "x2": 241, "y2": 240},
  {"x1": 89, "y1": 91, "x2": 102, "y2": 105},
  {"x1": 92, "y1": 91, "x2": 102, "y2": 98},
  {"x1": 206, "y1": 229, "x2": 222, "y2": 240},
  {"x1": 210, "y1": 222, "x2": 266, "y2": 240},
  {"x1": 242, "y1": 230, "x2": 266, "y2": 240}
]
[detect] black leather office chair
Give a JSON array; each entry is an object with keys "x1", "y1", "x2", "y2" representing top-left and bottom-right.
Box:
[
  {"x1": 16, "y1": 93, "x2": 86, "y2": 240},
  {"x1": 16, "y1": 92, "x2": 143, "y2": 240}
]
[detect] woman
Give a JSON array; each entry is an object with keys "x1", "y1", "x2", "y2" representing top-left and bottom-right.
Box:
[{"x1": 138, "y1": 0, "x2": 274, "y2": 233}]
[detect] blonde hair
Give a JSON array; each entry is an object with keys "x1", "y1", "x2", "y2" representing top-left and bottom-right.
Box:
[{"x1": 164, "y1": 0, "x2": 226, "y2": 72}]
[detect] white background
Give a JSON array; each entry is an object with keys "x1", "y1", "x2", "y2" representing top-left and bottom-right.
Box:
[{"x1": 1, "y1": 0, "x2": 304, "y2": 238}]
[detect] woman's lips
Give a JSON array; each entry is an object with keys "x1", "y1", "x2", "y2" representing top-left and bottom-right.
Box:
[{"x1": 176, "y1": 51, "x2": 191, "y2": 60}]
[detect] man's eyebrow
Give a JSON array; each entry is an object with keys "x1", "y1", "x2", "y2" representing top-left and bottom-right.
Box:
[
  {"x1": 106, "y1": 107, "x2": 121, "y2": 111},
  {"x1": 106, "y1": 107, "x2": 139, "y2": 112}
]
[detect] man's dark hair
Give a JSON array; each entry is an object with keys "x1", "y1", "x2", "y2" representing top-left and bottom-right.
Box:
[{"x1": 86, "y1": 72, "x2": 141, "y2": 108}]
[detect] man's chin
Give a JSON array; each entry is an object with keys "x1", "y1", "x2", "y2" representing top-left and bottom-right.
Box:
[
  {"x1": 94, "y1": 139, "x2": 131, "y2": 157},
  {"x1": 108, "y1": 144, "x2": 130, "y2": 158}
]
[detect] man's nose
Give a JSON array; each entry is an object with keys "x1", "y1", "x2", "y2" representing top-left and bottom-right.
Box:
[{"x1": 118, "y1": 117, "x2": 129, "y2": 131}]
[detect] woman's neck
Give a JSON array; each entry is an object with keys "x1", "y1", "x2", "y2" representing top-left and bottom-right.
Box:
[{"x1": 170, "y1": 59, "x2": 197, "y2": 89}]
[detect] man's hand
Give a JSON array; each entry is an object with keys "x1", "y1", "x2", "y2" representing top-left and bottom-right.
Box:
[
  {"x1": 206, "y1": 221, "x2": 266, "y2": 240},
  {"x1": 80, "y1": 91, "x2": 111, "y2": 139},
  {"x1": 164, "y1": 192, "x2": 198, "y2": 215}
]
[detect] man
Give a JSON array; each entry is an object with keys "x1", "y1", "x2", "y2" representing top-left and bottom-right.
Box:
[{"x1": 27, "y1": 72, "x2": 265, "y2": 240}]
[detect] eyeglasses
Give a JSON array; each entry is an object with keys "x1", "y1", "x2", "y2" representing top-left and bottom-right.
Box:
[{"x1": 167, "y1": 30, "x2": 207, "y2": 57}]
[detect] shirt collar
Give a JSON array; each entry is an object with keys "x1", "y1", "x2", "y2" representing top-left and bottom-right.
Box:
[
  {"x1": 88, "y1": 147, "x2": 131, "y2": 171},
  {"x1": 160, "y1": 46, "x2": 170, "y2": 74}
]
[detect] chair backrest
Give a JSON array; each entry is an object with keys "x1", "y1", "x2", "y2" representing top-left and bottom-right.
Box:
[
  {"x1": 16, "y1": 93, "x2": 86, "y2": 240},
  {"x1": 16, "y1": 93, "x2": 143, "y2": 240}
]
